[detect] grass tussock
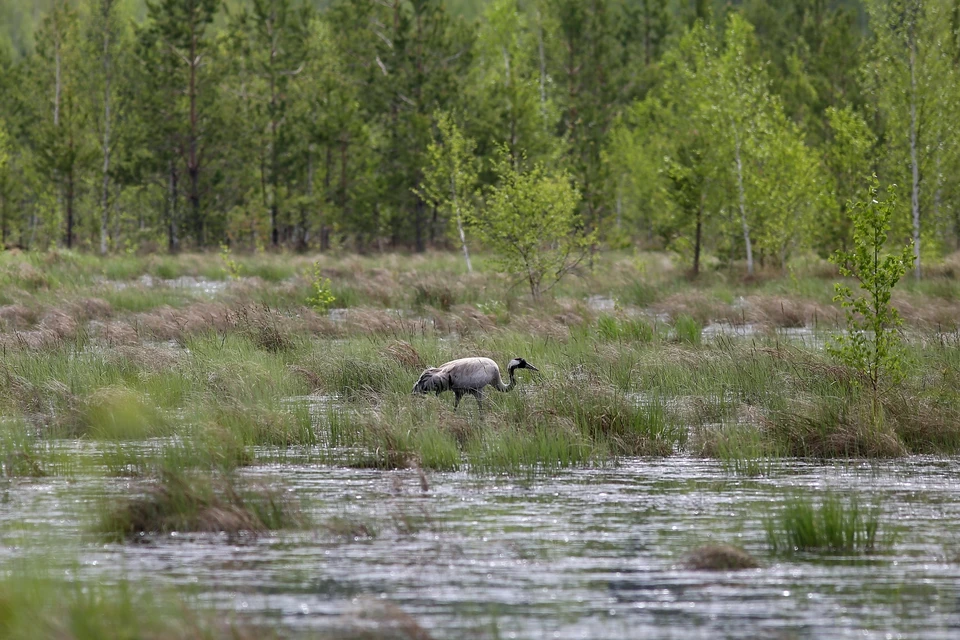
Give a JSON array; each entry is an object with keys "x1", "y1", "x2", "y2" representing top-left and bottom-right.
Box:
[
  {"x1": 765, "y1": 494, "x2": 889, "y2": 555},
  {"x1": 685, "y1": 544, "x2": 761, "y2": 571},
  {"x1": 97, "y1": 468, "x2": 308, "y2": 541}
]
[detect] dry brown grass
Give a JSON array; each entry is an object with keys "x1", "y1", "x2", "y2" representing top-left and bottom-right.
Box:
[
  {"x1": 133, "y1": 302, "x2": 232, "y2": 341},
  {"x1": 109, "y1": 344, "x2": 182, "y2": 373},
  {"x1": 885, "y1": 393, "x2": 960, "y2": 454},
  {"x1": 91, "y1": 320, "x2": 139, "y2": 346},
  {"x1": 227, "y1": 305, "x2": 297, "y2": 352},
  {"x1": 382, "y1": 340, "x2": 424, "y2": 369},
  {"x1": 69, "y1": 296, "x2": 114, "y2": 320},
  {"x1": 344, "y1": 308, "x2": 420, "y2": 336},
  {"x1": 685, "y1": 544, "x2": 761, "y2": 571},
  {"x1": 893, "y1": 293, "x2": 960, "y2": 329},
  {"x1": 653, "y1": 292, "x2": 739, "y2": 325},
  {"x1": 0, "y1": 329, "x2": 63, "y2": 351},
  {"x1": 743, "y1": 295, "x2": 834, "y2": 329},
  {"x1": 38, "y1": 309, "x2": 78, "y2": 339},
  {"x1": 0, "y1": 304, "x2": 37, "y2": 330}
]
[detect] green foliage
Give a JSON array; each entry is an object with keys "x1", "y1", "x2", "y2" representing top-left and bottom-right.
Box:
[
  {"x1": 828, "y1": 179, "x2": 914, "y2": 417},
  {"x1": 597, "y1": 314, "x2": 654, "y2": 342},
  {"x1": 2, "y1": 0, "x2": 960, "y2": 274},
  {"x1": 306, "y1": 261, "x2": 336, "y2": 312},
  {"x1": 673, "y1": 313, "x2": 701, "y2": 344},
  {"x1": 765, "y1": 493, "x2": 886, "y2": 554},
  {"x1": 821, "y1": 106, "x2": 877, "y2": 255},
  {"x1": 219, "y1": 242, "x2": 241, "y2": 280},
  {"x1": 474, "y1": 148, "x2": 594, "y2": 300},
  {"x1": 417, "y1": 111, "x2": 479, "y2": 272}
]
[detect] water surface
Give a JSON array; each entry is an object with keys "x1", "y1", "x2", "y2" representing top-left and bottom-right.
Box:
[{"x1": 3, "y1": 452, "x2": 960, "y2": 638}]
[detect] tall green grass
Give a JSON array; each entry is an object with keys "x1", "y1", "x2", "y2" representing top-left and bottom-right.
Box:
[
  {"x1": 0, "y1": 561, "x2": 274, "y2": 640},
  {"x1": 765, "y1": 493, "x2": 889, "y2": 554}
]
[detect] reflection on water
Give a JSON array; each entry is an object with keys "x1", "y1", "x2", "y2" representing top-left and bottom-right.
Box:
[{"x1": 3, "y1": 452, "x2": 960, "y2": 638}]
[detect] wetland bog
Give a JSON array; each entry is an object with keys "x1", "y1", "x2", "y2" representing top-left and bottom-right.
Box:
[{"x1": 1, "y1": 249, "x2": 960, "y2": 639}]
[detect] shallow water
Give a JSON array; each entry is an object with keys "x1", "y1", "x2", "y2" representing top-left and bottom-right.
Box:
[{"x1": 3, "y1": 449, "x2": 960, "y2": 639}]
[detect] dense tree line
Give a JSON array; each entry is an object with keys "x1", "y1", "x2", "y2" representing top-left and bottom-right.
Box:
[{"x1": 0, "y1": 0, "x2": 958, "y2": 277}]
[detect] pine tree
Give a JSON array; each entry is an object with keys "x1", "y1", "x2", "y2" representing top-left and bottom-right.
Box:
[{"x1": 142, "y1": 0, "x2": 221, "y2": 247}]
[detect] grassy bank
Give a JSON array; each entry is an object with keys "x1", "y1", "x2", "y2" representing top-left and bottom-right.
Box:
[{"x1": 1, "y1": 249, "x2": 959, "y2": 478}]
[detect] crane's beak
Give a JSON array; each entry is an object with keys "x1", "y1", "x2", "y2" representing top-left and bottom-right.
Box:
[{"x1": 524, "y1": 363, "x2": 539, "y2": 372}]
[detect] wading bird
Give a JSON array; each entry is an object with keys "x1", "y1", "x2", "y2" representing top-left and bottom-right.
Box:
[{"x1": 412, "y1": 357, "x2": 539, "y2": 414}]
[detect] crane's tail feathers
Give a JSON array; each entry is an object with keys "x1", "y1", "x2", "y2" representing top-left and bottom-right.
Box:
[{"x1": 412, "y1": 368, "x2": 449, "y2": 394}]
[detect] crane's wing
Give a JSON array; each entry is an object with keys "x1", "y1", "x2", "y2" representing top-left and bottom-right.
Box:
[{"x1": 412, "y1": 367, "x2": 450, "y2": 394}]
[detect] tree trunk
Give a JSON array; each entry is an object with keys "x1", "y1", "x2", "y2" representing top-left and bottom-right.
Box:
[
  {"x1": 0, "y1": 192, "x2": 7, "y2": 246},
  {"x1": 448, "y1": 170, "x2": 472, "y2": 272},
  {"x1": 100, "y1": 0, "x2": 112, "y2": 256},
  {"x1": 734, "y1": 136, "x2": 754, "y2": 276},
  {"x1": 909, "y1": 39, "x2": 921, "y2": 280},
  {"x1": 54, "y1": 10, "x2": 64, "y2": 248},
  {"x1": 414, "y1": 198, "x2": 425, "y2": 253},
  {"x1": 187, "y1": 18, "x2": 202, "y2": 246},
  {"x1": 299, "y1": 144, "x2": 313, "y2": 251},
  {"x1": 694, "y1": 188, "x2": 704, "y2": 276},
  {"x1": 168, "y1": 160, "x2": 179, "y2": 253},
  {"x1": 65, "y1": 167, "x2": 74, "y2": 249},
  {"x1": 321, "y1": 144, "x2": 332, "y2": 252},
  {"x1": 536, "y1": 9, "x2": 547, "y2": 126}
]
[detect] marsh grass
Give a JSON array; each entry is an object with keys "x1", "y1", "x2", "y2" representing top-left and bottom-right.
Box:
[
  {"x1": 685, "y1": 544, "x2": 761, "y2": 571},
  {"x1": 97, "y1": 467, "x2": 308, "y2": 541},
  {"x1": 596, "y1": 314, "x2": 655, "y2": 342},
  {"x1": 0, "y1": 418, "x2": 49, "y2": 477},
  {"x1": 672, "y1": 314, "x2": 702, "y2": 344},
  {"x1": 765, "y1": 493, "x2": 889, "y2": 555},
  {"x1": 694, "y1": 424, "x2": 780, "y2": 476},
  {"x1": 2, "y1": 249, "x2": 959, "y2": 476},
  {"x1": 0, "y1": 562, "x2": 274, "y2": 640}
]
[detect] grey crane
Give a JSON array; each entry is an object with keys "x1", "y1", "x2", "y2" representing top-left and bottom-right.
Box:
[{"x1": 412, "y1": 356, "x2": 539, "y2": 413}]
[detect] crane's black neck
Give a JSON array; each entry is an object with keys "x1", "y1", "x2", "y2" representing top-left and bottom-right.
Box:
[{"x1": 505, "y1": 363, "x2": 518, "y2": 391}]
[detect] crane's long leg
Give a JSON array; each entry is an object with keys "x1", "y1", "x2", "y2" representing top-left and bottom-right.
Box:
[{"x1": 470, "y1": 390, "x2": 483, "y2": 417}]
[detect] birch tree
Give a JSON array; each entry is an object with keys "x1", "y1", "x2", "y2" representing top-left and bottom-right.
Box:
[
  {"x1": 468, "y1": 0, "x2": 557, "y2": 166},
  {"x1": 864, "y1": 0, "x2": 960, "y2": 278},
  {"x1": 417, "y1": 111, "x2": 478, "y2": 272}
]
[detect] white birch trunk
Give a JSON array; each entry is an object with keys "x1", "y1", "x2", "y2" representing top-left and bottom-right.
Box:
[
  {"x1": 734, "y1": 135, "x2": 754, "y2": 275},
  {"x1": 54, "y1": 24, "x2": 61, "y2": 127},
  {"x1": 536, "y1": 9, "x2": 547, "y2": 126},
  {"x1": 451, "y1": 173, "x2": 472, "y2": 273},
  {"x1": 100, "y1": 0, "x2": 112, "y2": 256},
  {"x1": 909, "y1": 41, "x2": 921, "y2": 280}
]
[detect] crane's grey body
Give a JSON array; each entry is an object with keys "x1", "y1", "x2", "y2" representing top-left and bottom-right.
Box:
[{"x1": 412, "y1": 356, "x2": 538, "y2": 413}]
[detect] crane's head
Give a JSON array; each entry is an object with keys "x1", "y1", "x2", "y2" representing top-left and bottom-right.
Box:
[{"x1": 508, "y1": 357, "x2": 539, "y2": 372}]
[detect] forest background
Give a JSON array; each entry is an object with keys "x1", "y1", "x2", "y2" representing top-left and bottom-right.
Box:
[{"x1": 0, "y1": 0, "x2": 957, "y2": 280}]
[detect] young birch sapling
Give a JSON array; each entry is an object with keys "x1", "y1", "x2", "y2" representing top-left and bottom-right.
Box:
[{"x1": 827, "y1": 177, "x2": 914, "y2": 424}]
